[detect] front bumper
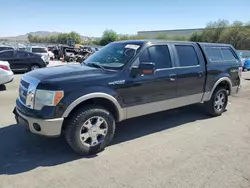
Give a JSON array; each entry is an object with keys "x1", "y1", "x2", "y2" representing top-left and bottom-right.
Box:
[{"x1": 13, "y1": 108, "x2": 64, "y2": 137}]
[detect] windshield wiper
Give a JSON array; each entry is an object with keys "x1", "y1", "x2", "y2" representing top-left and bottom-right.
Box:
[{"x1": 85, "y1": 62, "x2": 106, "y2": 71}]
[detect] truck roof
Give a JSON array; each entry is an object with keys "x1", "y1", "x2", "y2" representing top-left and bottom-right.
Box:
[{"x1": 113, "y1": 40, "x2": 233, "y2": 47}]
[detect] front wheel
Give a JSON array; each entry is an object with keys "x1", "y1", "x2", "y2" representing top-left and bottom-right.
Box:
[
  {"x1": 30, "y1": 64, "x2": 40, "y2": 71},
  {"x1": 205, "y1": 87, "x2": 228, "y2": 116},
  {"x1": 65, "y1": 105, "x2": 116, "y2": 156}
]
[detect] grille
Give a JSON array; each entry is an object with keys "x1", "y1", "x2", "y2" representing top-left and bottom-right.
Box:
[
  {"x1": 20, "y1": 79, "x2": 30, "y2": 88},
  {"x1": 19, "y1": 79, "x2": 29, "y2": 105},
  {"x1": 18, "y1": 76, "x2": 40, "y2": 109}
]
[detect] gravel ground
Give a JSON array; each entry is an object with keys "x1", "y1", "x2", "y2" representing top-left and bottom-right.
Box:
[{"x1": 0, "y1": 69, "x2": 250, "y2": 188}]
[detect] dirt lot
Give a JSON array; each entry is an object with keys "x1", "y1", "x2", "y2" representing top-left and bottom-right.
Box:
[{"x1": 0, "y1": 71, "x2": 250, "y2": 188}]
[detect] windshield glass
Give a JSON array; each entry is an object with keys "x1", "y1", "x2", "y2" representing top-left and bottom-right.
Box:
[{"x1": 82, "y1": 42, "x2": 142, "y2": 70}]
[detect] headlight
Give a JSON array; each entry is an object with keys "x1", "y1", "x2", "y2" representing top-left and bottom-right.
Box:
[{"x1": 34, "y1": 89, "x2": 64, "y2": 110}]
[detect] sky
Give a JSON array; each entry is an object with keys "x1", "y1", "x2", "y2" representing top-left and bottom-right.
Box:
[{"x1": 0, "y1": 0, "x2": 250, "y2": 37}]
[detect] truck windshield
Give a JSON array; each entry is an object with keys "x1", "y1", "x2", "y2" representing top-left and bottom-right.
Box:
[{"x1": 82, "y1": 42, "x2": 141, "y2": 70}]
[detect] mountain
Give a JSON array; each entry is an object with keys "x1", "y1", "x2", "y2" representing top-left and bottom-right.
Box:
[{"x1": 0, "y1": 31, "x2": 90, "y2": 41}]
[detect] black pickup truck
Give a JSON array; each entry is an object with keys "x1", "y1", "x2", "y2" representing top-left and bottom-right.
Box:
[{"x1": 13, "y1": 40, "x2": 242, "y2": 155}]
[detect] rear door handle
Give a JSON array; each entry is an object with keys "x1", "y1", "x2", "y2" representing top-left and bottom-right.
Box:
[{"x1": 169, "y1": 74, "x2": 176, "y2": 81}]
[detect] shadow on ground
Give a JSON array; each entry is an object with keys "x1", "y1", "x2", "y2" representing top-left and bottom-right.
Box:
[
  {"x1": 0, "y1": 85, "x2": 6, "y2": 91},
  {"x1": 0, "y1": 104, "x2": 210, "y2": 175}
]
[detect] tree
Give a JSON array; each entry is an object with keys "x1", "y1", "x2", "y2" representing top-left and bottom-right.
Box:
[
  {"x1": 189, "y1": 32, "x2": 203, "y2": 42},
  {"x1": 219, "y1": 21, "x2": 250, "y2": 50},
  {"x1": 99, "y1": 29, "x2": 118, "y2": 46},
  {"x1": 201, "y1": 19, "x2": 229, "y2": 43}
]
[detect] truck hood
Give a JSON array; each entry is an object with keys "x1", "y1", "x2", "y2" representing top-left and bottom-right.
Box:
[{"x1": 25, "y1": 64, "x2": 114, "y2": 83}]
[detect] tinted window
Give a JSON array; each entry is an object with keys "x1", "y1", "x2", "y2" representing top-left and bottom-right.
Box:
[
  {"x1": 139, "y1": 45, "x2": 172, "y2": 69},
  {"x1": 0, "y1": 47, "x2": 13, "y2": 51},
  {"x1": 0, "y1": 51, "x2": 14, "y2": 58},
  {"x1": 32, "y1": 48, "x2": 47, "y2": 53},
  {"x1": 176, "y1": 45, "x2": 199, "y2": 67},
  {"x1": 17, "y1": 51, "x2": 28, "y2": 58},
  {"x1": 221, "y1": 48, "x2": 237, "y2": 61},
  {"x1": 205, "y1": 47, "x2": 223, "y2": 62}
]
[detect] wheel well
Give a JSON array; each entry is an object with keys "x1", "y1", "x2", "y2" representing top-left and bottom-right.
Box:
[
  {"x1": 62, "y1": 98, "x2": 120, "y2": 130},
  {"x1": 31, "y1": 64, "x2": 40, "y2": 68},
  {"x1": 216, "y1": 81, "x2": 231, "y2": 94}
]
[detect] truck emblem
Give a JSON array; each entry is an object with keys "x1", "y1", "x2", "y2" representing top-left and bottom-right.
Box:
[{"x1": 108, "y1": 80, "x2": 125, "y2": 85}]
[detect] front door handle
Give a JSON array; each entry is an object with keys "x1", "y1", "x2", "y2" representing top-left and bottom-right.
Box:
[
  {"x1": 169, "y1": 74, "x2": 176, "y2": 81},
  {"x1": 197, "y1": 71, "x2": 203, "y2": 78}
]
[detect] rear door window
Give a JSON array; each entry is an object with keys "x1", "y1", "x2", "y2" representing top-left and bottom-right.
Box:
[
  {"x1": 221, "y1": 48, "x2": 238, "y2": 61},
  {"x1": 17, "y1": 51, "x2": 29, "y2": 58},
  {"x1": 175, "y1": 45, "x2": 199, "y2": 67}
]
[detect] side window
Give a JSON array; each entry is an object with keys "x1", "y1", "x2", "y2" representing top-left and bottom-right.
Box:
[
  {"x1": 221, "y1": 48, "x2": 237, "y2": 61},
  {"x1": 0, "y1": 51, "x2": 14, "y2": 58},
  {"x1": 139, "y1": 45, "x2": 172, "y2": 69},
  {"x1": 17, "y1": 51, "x2": 28, "y2": 58},
  {"x1": 175, "y1": 45, "x2": 199, "y2": 67},
  {"x1": 205, "y1": 47, "x2": 223, "y2": 62}
]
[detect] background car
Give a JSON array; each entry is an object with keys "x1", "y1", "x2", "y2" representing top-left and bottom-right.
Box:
[
  {"x1": 0, "y1": 60, "x2": 14, "y2": 85},
  {"x1": 25, "y1": 46, "x2": 50, "y2": 64},
  {"x1": 0, "y1": 50, "x2": 47, "y2": 73},
  {"x1": 243, "y1": 58, "x2": 250, "y2": 71},
  {"x1": 48, "y1": 50, "x2": 55, "y2": 60}
]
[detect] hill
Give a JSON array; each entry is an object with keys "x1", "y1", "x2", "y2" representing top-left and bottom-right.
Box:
[{"x1": 0, "y1": 31, "x2": 90, "y2": 41}]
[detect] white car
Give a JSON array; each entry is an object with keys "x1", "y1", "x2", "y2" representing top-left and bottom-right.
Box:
[
  {"x1": 48, "y1": 50, "x2": 55, "y2": 60},
  {"x1": 0, "y1": 60, "x2": 14, "y2": 85}
]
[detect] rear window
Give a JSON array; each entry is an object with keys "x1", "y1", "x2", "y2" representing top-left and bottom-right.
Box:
[
  {"x1": 32, "y1": 48, "x2": 47, "y2": 53},
  {"x1": 221, "y1": 48, "x2": 237, "y2": 61},
  {"x1": 205, "y1": 48, "x2": 223, "y2": 62}
]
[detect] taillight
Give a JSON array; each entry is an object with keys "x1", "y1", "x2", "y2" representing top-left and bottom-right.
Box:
[
  {"x1": 238, "y1": 67, "x2": 242, "y2": 77},
  {"x1": 0, "y1": 65, "x2": 9, "y2": 71}
]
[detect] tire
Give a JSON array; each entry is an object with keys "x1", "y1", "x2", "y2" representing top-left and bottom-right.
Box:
[
  {"x1": 30, "y1": 64, "x2": 40, "y2": 71},
  {"x1": 205, "y1": 87, "x2": 228, "y2": 116},
  {"x1": 65, "y1": 105, "x2": 116, "y2": 156}
]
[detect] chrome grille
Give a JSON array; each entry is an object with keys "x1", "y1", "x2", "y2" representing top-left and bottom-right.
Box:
[{"x1": 18, "y1": 76, "x2": 40, "y2": 109}]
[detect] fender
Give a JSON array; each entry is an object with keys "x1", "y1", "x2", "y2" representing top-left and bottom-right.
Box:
[
  {"x1": 203, "y1": 77, "x2": 232, "y2": 101},
  {"x1": 62, "y1": 92, "x2": 126, "y2": 121}
]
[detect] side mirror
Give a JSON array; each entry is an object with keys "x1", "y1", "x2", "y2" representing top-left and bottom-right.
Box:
[{"x1": 138, "y1": 62, "x2": 155, "y2": 75}]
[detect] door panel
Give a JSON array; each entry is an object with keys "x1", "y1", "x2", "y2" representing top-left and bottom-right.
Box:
[
  {"x1": 173, "y1": 44, "x2": 206, "y2": 102},
  {"x1": 118, "y1": 44, "x2": 178, "y2": 110},
  {"x1": 121, "y1": 68, "x2": 177, "y2": 107},
  {"x1": 11, "y1": 51, "x2": 30, "y2": 71}
]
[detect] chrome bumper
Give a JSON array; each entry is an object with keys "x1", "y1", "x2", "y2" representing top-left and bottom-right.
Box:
[{"x1": 14, "y1": 108, "x2": 64, "y2": 137}]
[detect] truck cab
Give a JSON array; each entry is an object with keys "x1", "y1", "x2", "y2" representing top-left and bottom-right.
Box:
[{"x1": 13, "y1": 40, "x2": 242, "y2": 156}]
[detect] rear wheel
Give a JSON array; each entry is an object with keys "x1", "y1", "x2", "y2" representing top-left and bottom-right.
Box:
[
  {"x1": 65, "y1": 105, "x2": 116, "y2": 156},
  {"x1": 205, "y1": 87, "x2": 228, "y2": 116}
]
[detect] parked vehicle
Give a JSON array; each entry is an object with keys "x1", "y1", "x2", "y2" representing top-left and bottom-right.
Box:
[
  {"x1": 0, "y1": 60, "x2": 14, "y2": 85},
  {"x1": 25, "y1": 46, "x2": 50, "y2": 65},
  {"x1": 243, "y1": 58, "x2": 250, "y2": 71},
  {"x1": 13, "y1": 40, "x2": 242, "y2": 156},
  {"x1": 48, "y1": 50, "x2": 55, "y2": 60},
  {"x1": 0, "y1": 50, "x2": 47, "y2": 72}
]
